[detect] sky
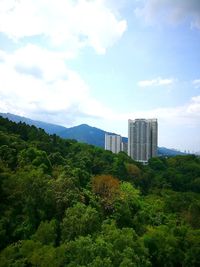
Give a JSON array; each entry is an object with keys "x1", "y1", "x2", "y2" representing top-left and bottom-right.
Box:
[{"x1": 0, "y1": 0, "x2": 200, "y2": 152}]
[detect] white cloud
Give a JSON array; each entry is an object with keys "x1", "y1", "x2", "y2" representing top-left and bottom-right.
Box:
[
  {"x1": 0, "y1": 0, "x2": 127, "y2": 55},
  {"x1": 0, "y1": 50, "x2": 6, "y2": 62},
  {"x1": 107, "y1": 95, "x2": 200, "y2": 151},
  {"x1": 1, "y1": 44, "x2": 200, "y2": 151},
  {"x1": 0, "y1": 2, "x2": 142, "y2": 127},
  {"x1": 193, "y1": 79, "x2": 200, "y2": 88},
  {"x1": 187, "y1": 95, "x2": 200, "y2": 116},
  {"x1": 135, "y1": 0, "x2": 200, "y2": 29},
  {"x1": 118, "y1": 94, "x2": 200, "y2": 126},
  {"x1": 8, "y1": 44, "x2": 71, "y2": 81},
  {"x1": 138, "y1": 77, "x2": 174, "y2": 87},
  {"x1": 0, "y1": 46, "x2": 114, "y2": 125},
  {"x1": 0, "y1": 0, "x2": 126, "y2": 126}
]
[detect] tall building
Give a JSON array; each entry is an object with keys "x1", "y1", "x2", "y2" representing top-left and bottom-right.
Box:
[
  {"x1": 105, "y1": 133, "x2": 122, "y2": 154},
  {"x1": 128, "y1": 118, "x2": 158, "y2": 163}
]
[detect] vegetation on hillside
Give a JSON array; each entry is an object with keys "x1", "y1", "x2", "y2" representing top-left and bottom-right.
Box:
[{"x1": 0, "y1": 116, "x2": 200, "y2": 266}]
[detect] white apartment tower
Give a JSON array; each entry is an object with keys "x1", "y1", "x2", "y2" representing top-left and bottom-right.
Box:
[
  {"x1": 128, "y1": 118, "x2": 158, "y2": 163},
  {"x1": 105, "y1": 133, "x2": 122, "y2": 154}
]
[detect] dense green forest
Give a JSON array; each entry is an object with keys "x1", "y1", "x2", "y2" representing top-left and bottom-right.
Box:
[{"x1": 0, "y1": 116, "x2": 200, "y2": 267}]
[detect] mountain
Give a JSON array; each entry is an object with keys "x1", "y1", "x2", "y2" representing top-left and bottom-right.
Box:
[
  {"x1": 1, "y1": 111, "x2": 199, "y2": 267},
  {"x1": 59, "y1": 124, "x2": 108, "y2": 148},
  {"x1": 0, "y1": 112, "x2": 67, "y2": 135},
  {"x1": 0, "y1": 112, "x2": 185, "y2": 156},
  {"x1": 59, "y1": 124, "x2": 128, "y2": 148},
  {"x1": 0, "y1": 113, "x2": 125, "y2": 148},
  {"x1": 158, "y1": 147, "x2": 186, "y2": 156}
]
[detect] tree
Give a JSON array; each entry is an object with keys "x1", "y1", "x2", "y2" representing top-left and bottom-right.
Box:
[
  {"x1": 61, "y1": 202, "x2": 100, "y2": 242},
  {"x1": 149, "y1": 157, "x2": 167, "y2": 171},
  {"x1": 32, "y1": 220, "x2": 57, "y2": 246},
  {"x1": 92, "y1": 175, "x2": 120, "y2": 211},
  {"x1": 143, "y1": 225, "x2": 183, "y2": 267},
  {"x1": 49, "y1": 171, "x2": 82, "y2": 220},
  {"x1": 99, "y1": 221, "x2": 151, "y2": 267},
  {"x1": 18, "y1": 147, "x2": 52, "y2": 172},
  {"x1": 126, "y1": 163, "x2": 141, "y2": 179},
  {"x1": 113, "y1": 182, "x2": 141, "y2": 228},
  {"x1": 184, "y1": 229, "x2": 200, "y2": 267}
]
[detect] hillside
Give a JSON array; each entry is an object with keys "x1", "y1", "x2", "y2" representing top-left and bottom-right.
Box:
[
  {"x1": 0, "y1": 116, "x2": 200, "y2": 266},
  {"x1": 0, "y1": 112, "x2": 67, "y2": 135},
  {"x1": 0, "y1": 112, "x2": 185, "y2": 156}
]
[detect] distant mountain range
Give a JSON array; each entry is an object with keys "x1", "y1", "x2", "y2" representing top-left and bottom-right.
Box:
[{"x1": 0, "y1": 112, "x2": 186, "y2": 156}]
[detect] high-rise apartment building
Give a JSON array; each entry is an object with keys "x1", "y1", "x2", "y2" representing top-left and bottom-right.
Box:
[
  {"x1": 121, "y1": 141, "x2": 128, "y2": 154},
  {"x1": 105, "y1": 133, "x2": 122, "y2": 154},
  {"x1": 128, "y1": 118, "x2": 158, "y2": 163}
]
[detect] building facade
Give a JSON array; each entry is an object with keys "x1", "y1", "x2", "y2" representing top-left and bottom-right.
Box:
[
  {"x1": 121, "y1": 141, "x2": 128, "y2": 154},
  {"x1": 128, "y1": 118, "x2": 158, "y2": 163},
  {"x1": 105, "y1": 133, "x2": 122, "y2": 154}
]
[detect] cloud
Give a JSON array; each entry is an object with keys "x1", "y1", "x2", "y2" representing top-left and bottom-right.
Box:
[
  {"x1": 0, "y1": 46, "x2": 114, "y2": 126},
  {"x1": 193, "y1": 79, "x2": 200, "y2": 88},
  {"x1": 6, "y1": 44, "x2": 70, "y2": 82},
  {"x1": 138, "y1": 77, "x2": 174, "y2": 87},
  {"x1": 0, "y1": 0, "x2": 126, "y2": 126},
  {"x1": 187, "y1": 95, "x2": 200, "y2": 116},
  {"x1": 110, "y1": 94, "x2": 200, "y2": 151},
  {"x1": 15, "y1": 65, "x2": 43, "y2": 79},
  {"x1": 0, "y1": 50, "x2": 6, "y2": 62},
  {"x1": 0, "y1": 0, "x2": 127, "y2": 55},
  {"x1": 0, "y1": 2, "x2": 135, "y2": 125},
  {"x1": 120, "y1": 94, "x2": 200, "y2": 126},
  {"x1": 0, "y1": 43, "x2": 199, "y2": 151},
  {"x1": 135, "y1": 0, "x2": 200, "y2": 29}
]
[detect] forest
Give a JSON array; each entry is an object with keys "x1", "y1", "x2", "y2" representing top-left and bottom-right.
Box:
[{"x1": 0, "y1": 115, "x2": 200, "y2": 267}]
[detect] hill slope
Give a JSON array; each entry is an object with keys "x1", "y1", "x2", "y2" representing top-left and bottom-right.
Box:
[
  {"x1": 0, "y1": 112, "x2": 66, "y2": 135},
  {"x1": 0, "y1": 115, "x2": 199, "y2": 267},
  {"x1": 0, "y1": 112, "x2": 185, "y2": 156}
]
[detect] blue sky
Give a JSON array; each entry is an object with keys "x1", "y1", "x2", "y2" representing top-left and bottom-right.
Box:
[{"x1": 0, "y1": 0, "x2": 200, "y2": 152}]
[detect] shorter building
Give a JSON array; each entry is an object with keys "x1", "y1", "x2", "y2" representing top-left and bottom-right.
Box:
[
  {"x1": 121, "y1": 142, "x2": 128, "y2": 154},
  {"x1": 105, "y1": 133, "x2": 122, "y2": 154}
]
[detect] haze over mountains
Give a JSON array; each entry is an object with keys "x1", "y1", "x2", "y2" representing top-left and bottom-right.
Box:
[{"x1": 0, "y1": 112, "x2": 185, "y2": 156}]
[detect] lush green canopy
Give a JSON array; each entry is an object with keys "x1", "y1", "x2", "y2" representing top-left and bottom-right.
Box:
[{"x1": 0, "y1": 116, "x2": 200, "y2": 266}]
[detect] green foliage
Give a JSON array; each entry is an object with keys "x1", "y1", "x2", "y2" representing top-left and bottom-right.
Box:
[
  {"x1": 32, "y1": 219, "x2": 57, "y2": 246},
  {"x1": 133, "y1": 194, "x2": 173, "y2": 235},
  {"x1": 149, "y1": 157, "x2": 167, "y2": 171},
  {"x1": 0, "y1": 116, "x2": 200, "y2": 266},
  {"x1": 18, "y1": 147, "x2": 52, "y2": 172},
  {"x1": 184, "y1": 229, "x2": 200, "y2": 267},
  {"x1": 143, "y1": 225, "x2": 181, "y2": 267},
  {"x1": 49, "y1": 170, "x2": 82, "y2": 219},
  {"x1": 99, "y1": 221, "x2": 151, "y2": 267},
  {"x1": 113, "y1": 182, "x2": 141, "y2": 227},
  {"x1": 61, "y1": 202, "x2": 100, "y2": 242}
]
